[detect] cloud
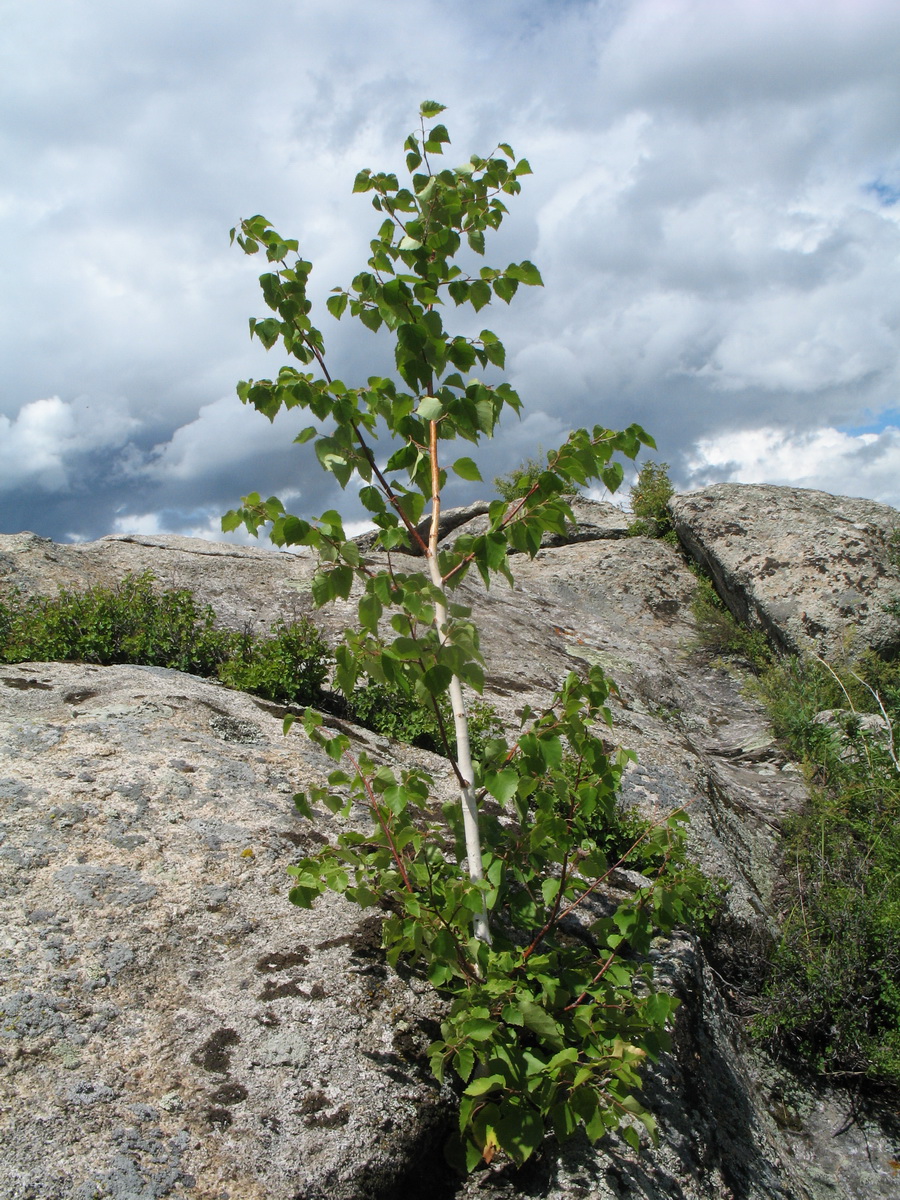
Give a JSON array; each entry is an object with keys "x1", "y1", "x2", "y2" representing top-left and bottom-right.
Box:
[
  {"x1": 0, "y1": 396, "x2": 139, "y2": 493},
  {"x1": 686, "y1": 424, "x2": 900, "y2": 507}
]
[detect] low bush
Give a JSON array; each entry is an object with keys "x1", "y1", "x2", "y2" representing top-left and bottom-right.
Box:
[
  {"x1": 0, "y1": 572, "x2": 329, "y2": 709},
  {"x1": 345, "y1": 679, "x2": 503, "y2": 760},
  {"x1": 690, "y1": 573, "x2": 773, "y2": 670},
  {"x1": 218, "y1": 619, "x2": 330, "y2": 705},
  {"x1": 0, "y1": 573, "x2": 502, "y2": 757},
  {"x1": 750, "y1": 652, "x2": 900, "y2": 1089},
  {"x1": 493, "y1": 452, "x2": 549, "y2": 501},
  {"x1": 0, "y1": 573, "x2": 236, "y2": 675},
  {"x1": 627, "y1": 461, "x2": 677, "y2": 544},
  {"x1": 691, "y1": 569, "x2": 900, "y2": 1091}
]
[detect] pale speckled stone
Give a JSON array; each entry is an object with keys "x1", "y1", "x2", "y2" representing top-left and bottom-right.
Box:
[{"x1": 670, "y1": 484, "x2": 900, "y2": 658}]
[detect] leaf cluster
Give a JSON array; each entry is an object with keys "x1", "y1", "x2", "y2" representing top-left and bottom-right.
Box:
[{"x1": 290, "y1": 667, "x2": 702, "y2": 1166}]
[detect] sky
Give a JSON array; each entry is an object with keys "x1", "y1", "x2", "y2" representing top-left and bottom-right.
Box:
[{"x1": 3, "y1": 0, "x2": 900, "y2": 545}]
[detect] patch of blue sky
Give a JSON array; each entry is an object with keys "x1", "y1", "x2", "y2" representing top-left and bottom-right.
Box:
[
  {"x1": 863, "y1": 178, "x2": 900, "y2": 207},
  {"x1": 839, "y1": 409, "x2": 900, "y2": 437}
]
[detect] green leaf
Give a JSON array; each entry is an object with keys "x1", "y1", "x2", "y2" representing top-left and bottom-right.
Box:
[
  {"x1": 484, "y1": 769, "x2": 518, "y2": 805},
  {"x1": 452, "y1": 457, "x2": 482, "y2": 482},
  {"x1": 461, "y1": 1017, "x2": 497, "y2": 1041},
  {"x1": 358, "y1": 591, "x2": 383, "y2": 632},
  {"x1": 422, "y1": 664, "x2": 452, "y2": 696},
  {"x1": 467, "y1": 229, "x2": 485, "y2": 255},
  {"x1": 469, "y1": 280, "x2": 491, "y2": 311},
  {"x1": 622, "y1": 1124, "x2": 641, "y2": 1152},
  {"x1": 493, "y1": 275, "x2": 518, "y2": 303},
  {"x1": 420, "y1": 100, "x2": 447, "y2": 117},
  {"x1": 482, "y1": 339, "x2": 505, "y2": 368},
  {"x1": 330, "y1": 565, "x2": 353, "y2": 600},
  {"x1": 510, "y1": 260, "x2": 543, "y2": 287},
  {"x1": 292, "y1": 791, "x2": 312, "y2": 818},
  {"x1": 457, "y1": 1137, "x2": 482, "y2": 1173},
  {"x1": 311, "y1": 571, "x2": 334, "y2": 607},
  {"x1": 417, "y1": 395, "x2": 443, "y2": 420},
  {"x1": 358, "y1": 306, "x2": 383, "y2": 333},
  {"x1": 495, "y1": 1102, "x2": 544, "y2": 1164},
  {"x1": 448, "y1": 279, "x2": 470, "y2": 305},
  {"x1": 288, "y1": 885, "x2": 320, "y2": 908},
  {"x1": 519, "y1": 1002, "x2": 564, "y2": 1050},
  {"x1": 550, "y1": 1101, "x2": 579, "y2": 1141},
  {"x1": 326, "y1": 292, "x2": 348, "y2": 319},
  {"x1": 454, "y1": 1044, "x2": 475, "y2": 1082},
  {"x1": 464, "y1": 1074, "x2": 505, "y2": 1097},
  {"x1": 539, "y1": 735, "x2": 563, "y2": 770}
]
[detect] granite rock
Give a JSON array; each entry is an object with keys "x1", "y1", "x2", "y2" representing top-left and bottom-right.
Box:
[
  {"x1": 0, "y1": 662, "x2": 456, "y2": 1200},
  {"x1": 669, "y1": 484, "x2": 900, "y2": 658}
]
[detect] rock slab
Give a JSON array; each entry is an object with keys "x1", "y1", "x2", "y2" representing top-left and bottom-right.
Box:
[
  {"x1": 0, "y1": 662, "x2": 453, "y2": 1200},
  {"x1": 669, "y1": 484, "x2": 900, "y2": 658}
]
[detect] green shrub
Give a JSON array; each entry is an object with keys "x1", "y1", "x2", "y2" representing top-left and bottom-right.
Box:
[
  {"x1": 218, "y1": 618, "x2": 330, "y2": 705},
  {"x1": 687, "y1": 561, "x2": 900, "y2": 1091},
  {"x1": 0, "y1": 573, "x2": 495, "y2": 756},
  {"x1": 0, "y1": 573, "x2": 330, "y2": 708},
  {"x1": 0, "y1": 572, "x2": 234, "y2": 674},
  {"x1": 344, "y1": 679, "x2": 503, "y2": 759},
  {"x1": 690, "y1": 573, "x2": 773, "y2": 669},
  {"x1": 493, "y1": 452, "x2": 548, "y2": 501},
  {"x1": 748, "y1": 651, "x2": 900, "y2": 1090},
  {"x1": 627, "y1": 461, "x2": 677, "y2": 543},
  {"x1": 753, "y1": 772, "x2": 900, "y2": 1087}
]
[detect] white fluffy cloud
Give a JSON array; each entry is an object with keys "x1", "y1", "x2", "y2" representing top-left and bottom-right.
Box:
[
  {"x1": 687, "y1": 424, "x2": 900, "y2": 507},
  {"x1": 0, "y1": 396, "x2": 139, "y2": 493}
]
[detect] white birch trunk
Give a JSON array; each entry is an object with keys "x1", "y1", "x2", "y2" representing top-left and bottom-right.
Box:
[{"x1": 427, "y1": 419, "x2": 491, "y2": 944}]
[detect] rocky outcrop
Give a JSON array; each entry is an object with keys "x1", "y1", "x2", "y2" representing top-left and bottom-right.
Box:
[
  {"x1": 669, "y1": 484, "x2": 900, "y2": 659},
  {"x1": 0, "y1": 662, "x2": 456, "y2": 1200},
  {"x1": 2, "y1": 484, "x2": 899, "y2": 1198},
  {"x1": 0, "y1": 530, "x2": 320, "y2": 635}
]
